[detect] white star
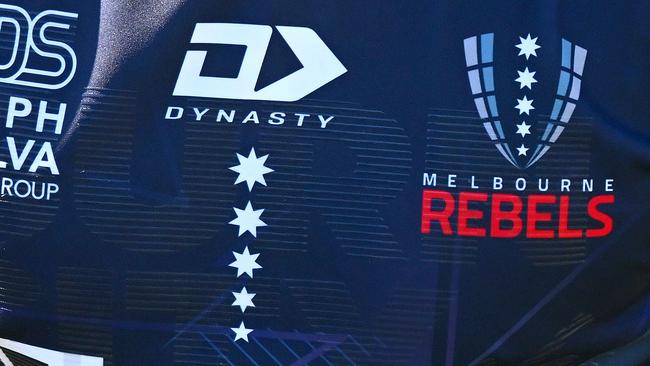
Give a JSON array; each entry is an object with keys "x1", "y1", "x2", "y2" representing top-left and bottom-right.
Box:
[
  {"x1": 229, "y1": 148, "x2": 274, "y2": 191},
  {"x1": 516, "y1": 121, "x2": 532, "y2": 138},
  {"x1": 231, "y1": 321, "x2": 253, "y2": 342},
  {"x1": 229, "y1": 201, "x2": 267, "y2": 237},
  {"x1": 515, "y1": 96, "x2": 535, "y2": 115},
  {"x1": 515, "y1": 34, "x2": 541, "y2": 59},
  {"x1": 515, "y1": 67, "x2": 537, "y2": 89},
  {"x1": 517, "y1": 144, "x2": 529, "y2": 156},
  {"x1": 232, "y1": 286, "x2": 256, "y2": 313},
  {"x1": 229, "y1": 246, "x2": 262, "y2": 278}
]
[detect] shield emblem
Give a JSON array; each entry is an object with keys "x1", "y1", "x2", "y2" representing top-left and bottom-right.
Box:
[{"x1": 463, "y1": 33, "x2": 587, "y2": 168}]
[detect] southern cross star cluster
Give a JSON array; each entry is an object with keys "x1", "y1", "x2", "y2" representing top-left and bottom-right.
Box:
[
  {"x1": 227, "y1": 147, "x2": 273, "y2": 342},
  {"x1": 514, "y1": 33, "x2": 540, "y2": 157}
]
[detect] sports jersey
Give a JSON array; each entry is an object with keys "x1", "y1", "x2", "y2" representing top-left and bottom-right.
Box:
[{"x1": 0, "y1": 1, "x2": 649, "y2": 365}]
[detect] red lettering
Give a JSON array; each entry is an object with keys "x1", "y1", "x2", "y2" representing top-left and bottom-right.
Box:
[
  {"x1": 490, "y1": 193, "x2": 523, "y2": 238},
  {"x1": 421, "y1": 189, "x2": 454, "y2": 235},
  {"x1": 420, "y1": 190, "x2": 614, "y2": 239},
  {"x1": 458, "y1": 192, "x2": 488, "y2": 237},
  {"x1": 526, "y1": 195, "x2": 556, "y2": 238},
  {"x1": 586, "y1": 194, "x2": 614, "y2": 237},
  {"x1": 558, "y1": 195, "x2": 583, "y2": 238}
]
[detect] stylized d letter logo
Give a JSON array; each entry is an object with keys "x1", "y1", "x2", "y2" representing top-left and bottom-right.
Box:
[{"x1": 173, "y1": 23, "x2": 347, "y2": 102}]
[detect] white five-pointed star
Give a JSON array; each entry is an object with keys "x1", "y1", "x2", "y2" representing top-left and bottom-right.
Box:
[
  {"x1": 516, "y1": 121, "x2": 532, "y2": 138},
  {"x1": 229, "y1": 246, "x2": 262, "y2": 278},
  {"x1": 229, "y1": 148, "x2": 274, "y2": 191},
  {"x1": 515, "y1": 67, "x2": 537, "y2": 89},
  {"x1": 229, "y1": 201, "x2": 267, "y2": 237},
  {"x1": 515, "y1": 34, "x2": 541, "y2": 59},
  {"x1": 517, "y1": 144, "x2": 529, "y2": 156},
  {"x1": 232, "y1": 286, "x2": 256, "y2": 313},
  {"x1": 231, "y1": 321, "x2": 253, "y2": 342},
  {"x1": 515, "y1": 96, "x2": 535, "y2": 115}
]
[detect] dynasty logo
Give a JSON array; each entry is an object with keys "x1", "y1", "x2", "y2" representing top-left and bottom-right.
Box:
[
  {"x1": 172, "y1": 23, "x2": 346, "y2": 102},
  {"x1": 165, "y1": 22, "x2": 346, "y2": 129},
  {"x1": 421, "y1": 33, "x2": 614, "y2": 239}
]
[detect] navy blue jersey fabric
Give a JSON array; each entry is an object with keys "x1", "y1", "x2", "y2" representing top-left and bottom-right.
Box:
[{"x1": 0, "y1": 0, "x2": 649, "y2": 365}]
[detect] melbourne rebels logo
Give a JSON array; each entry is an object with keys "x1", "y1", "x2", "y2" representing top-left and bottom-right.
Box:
[
  {"x1": 463, "y1": 33, "x2": 587, "y2": 168},
  {"x1": 419, "y1": 33, "x2": 614, "y2": 240}
]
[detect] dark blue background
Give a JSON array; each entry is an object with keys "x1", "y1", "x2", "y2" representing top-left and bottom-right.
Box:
[{"x1": 1, "y1": 1, "x2": 649, "y2": 365}]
